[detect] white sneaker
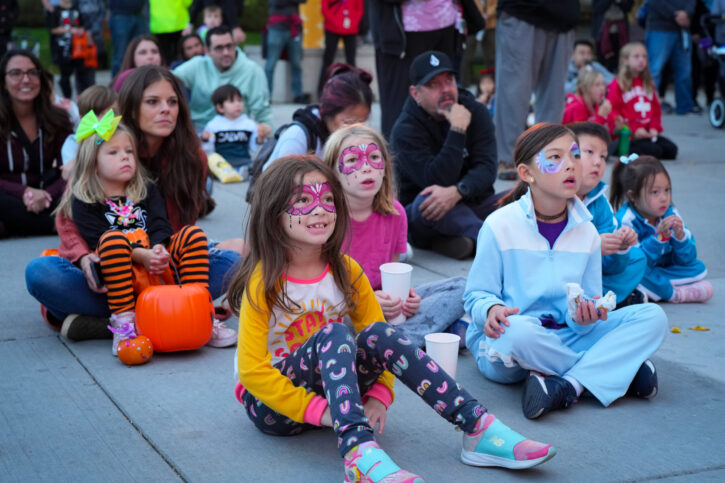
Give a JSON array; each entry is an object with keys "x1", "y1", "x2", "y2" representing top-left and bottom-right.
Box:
[
  {"x1": 208, "y1": 319, "x2": 237, "y2": 348},
  {"x1": 108, "y1": 312, "x2": 137, "y2": 356}
]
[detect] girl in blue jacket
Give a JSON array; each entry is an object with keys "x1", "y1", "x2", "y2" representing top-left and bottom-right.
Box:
[
  {"x1": 611, "y1": 155, "x2": 713, "y2": 303},
  {"x1": 464, "y1": 123, "x2": 668, "y2": 420}
]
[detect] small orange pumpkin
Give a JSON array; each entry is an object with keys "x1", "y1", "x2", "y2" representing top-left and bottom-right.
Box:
[
  {"x1": 117, "y1": 335, "x2": 154, "y2": 366},
  {"x1": 135, "y1": 283, "x2": 214, "y2": 352}
]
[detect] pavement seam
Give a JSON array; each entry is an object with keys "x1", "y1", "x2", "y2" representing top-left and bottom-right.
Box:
[
  {"x1": 58, "y1": 336, "x2": 187, "y2": 482},
  {"x1": 620, "y1": 463, "x2": 725, "y2": 482}
]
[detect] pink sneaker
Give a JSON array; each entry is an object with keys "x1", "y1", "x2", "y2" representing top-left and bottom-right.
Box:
[
  {"x1": 344, "y1": 442, "x2": 425, "y2": 483},
  {"x1": 207, "y1": 319, "x2": 237, "y2": 348},
  {"x1": 671, "y1": 281, "x2": 713, "y2": 303},
  {"x1": 461, "y1": 413, "x2": 556, "y2": 469}
]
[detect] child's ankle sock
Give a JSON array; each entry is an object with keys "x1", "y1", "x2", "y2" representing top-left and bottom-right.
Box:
[{"x1": 563, "y1": 376, "x2": 584, "y2": 397}]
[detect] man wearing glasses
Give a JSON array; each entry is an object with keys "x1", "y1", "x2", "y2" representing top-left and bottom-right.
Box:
[{"x1": 173, "y1": 25, "x2": 273, "y2": 133}]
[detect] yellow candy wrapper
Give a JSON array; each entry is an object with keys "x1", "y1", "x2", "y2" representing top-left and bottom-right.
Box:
[
  {"x1": 671, "y1": 327, "x2": 681, "y2": 333},
  {"x1": 688, "y1": 325, "x2": 710, "y2": 331}
]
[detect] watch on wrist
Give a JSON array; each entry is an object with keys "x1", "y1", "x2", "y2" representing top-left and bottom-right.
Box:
[{"x1": 456, "y1": 181, "x2": 469, "y2": 199}]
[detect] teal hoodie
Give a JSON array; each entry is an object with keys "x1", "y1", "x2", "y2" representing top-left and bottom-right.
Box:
[{"x1": 173, "y1": 48, "x2": 272, "y2": 131}]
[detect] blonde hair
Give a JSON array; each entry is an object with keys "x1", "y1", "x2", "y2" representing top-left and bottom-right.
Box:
[
  {"x1": 617, "y1": 42, "x2": 655, "y2": 93},
  {"x1": 56, "y1": 123, "x2": 148, "y2": 218},
  {"x1": 322, "y1": 124, "x2": 398, "y2": 215},
  {"x1": 576, "y1": 68, "x2": 604, "y2": 97}
]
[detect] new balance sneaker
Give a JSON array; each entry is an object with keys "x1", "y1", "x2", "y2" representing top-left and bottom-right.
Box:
[
  {"x1": 671, "y1": 281, "x2": 713, "y2": 303},
  {"x1": 627, "y1": 360, "x2": 658, "y2": 399},
  {"x1": 522, "y1": 374, "x2": 577, "y2": 420},
  {"x1": 107, "y1": 312, "x2": 136, "y2": 356},
  {"x1": 461, "y1": 413, "x2": 556, "y2": 469},
  {"x1": 208, "y1": 319, "x2": 237, "y2": 348},
  {"x1": 61, "y1": 314, "x2": 112, "y2": 341},
  {"x1": 344, "y1": 441, "x2": 425, "y2": 483}
]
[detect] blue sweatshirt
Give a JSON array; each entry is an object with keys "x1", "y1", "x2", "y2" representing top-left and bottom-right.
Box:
[
  {"x1": 581, "y1": 181, "x2": 629, "y2": 275},
  {"x1": 464, "y1": 190, "x2": 602, "y2": 353},
  {"x1": 616, "y1": 202, "x2": 699, "y2": 268}
]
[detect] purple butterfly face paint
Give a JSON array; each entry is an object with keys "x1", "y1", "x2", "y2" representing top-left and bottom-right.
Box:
[
  {"x1": 536, "y1": 142, "x2": 580, "y2": 174},
  {"x1": 338, "y1": 143, "x2": 385, "y2": 174},
  {"x1": 286, "y1": 182, "x2": 336, "y2": 215}
]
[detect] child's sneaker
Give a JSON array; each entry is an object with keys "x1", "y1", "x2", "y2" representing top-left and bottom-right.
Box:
[
  {"x1": 208, "y1": 319, "x2": 237, "y2": 348},
  {"x1": 461, "y1": 413, "x2": 556, "y2": 469},
  {"x1": 344, "y1": 441, "x2": 425, "y2": 483},
  {"x1": 627, "y1": 359, "x2": 658, "y2": 399},
  {"x1": 522, "y1": 374, "x2": 577, "y2": 420},
  {"x1": 107, "y1": 312, "x2": 136, "y2": 356},
  {"x1": 671, "y1": 281, "x2": 713, "y2": 303},
  {"x1": 62, "y1": 314, "x2": 112, "y2": 341},
  {"x1": 616, "y1": 287, "x2": 648, "y2": 309}
]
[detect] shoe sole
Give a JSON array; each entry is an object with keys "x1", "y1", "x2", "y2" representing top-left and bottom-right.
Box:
[
  {"x1": 61, "y1": 314, "x2": 112, "y2": 341},
  {"x1": 522, "y1": 376, "x2": 550, "y2": 420},
  {"x1": 460, "y1": 447, "x2": 556, "y2": 469},
  {"x1": 207, "y1": 336, "x2": 238, "y2": 348}
]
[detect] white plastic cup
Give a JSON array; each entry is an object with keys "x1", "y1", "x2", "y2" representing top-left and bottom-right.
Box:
[
  {"x1": 379, "y1": 262, "x2": 413, "y2": 326},
  {"x1": 424, "y1": 332, "x2": 461, "y2": 378}
]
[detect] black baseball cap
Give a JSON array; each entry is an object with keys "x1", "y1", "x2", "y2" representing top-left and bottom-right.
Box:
[{"x1": 410, "y1": 51, "x2": 456, "y2": 86}]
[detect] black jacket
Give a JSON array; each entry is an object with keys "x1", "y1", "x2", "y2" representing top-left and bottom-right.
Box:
[
  {"x1": 390, "y1": 89, "x2": 497, "y2": 206},
  {"x1": 368, "y1": 0, "x2": 406, "y2": 57},
  {"x1": 498, "y1": 0, "x2": 580, "y2": 32}
]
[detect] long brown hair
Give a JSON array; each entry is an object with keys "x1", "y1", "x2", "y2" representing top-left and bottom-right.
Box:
[
  {"x1": 118, "y1": 65, "x2": 206, "y2": 226},
  {"x1": 322, "y1": 123, "x2": 397, "y2": 215},
  {"x1": 609, "y1": 154, "x2": 671, "y2": 211},
  {"x1": 110, "y1": 35, "x2": 164, "y2": 87},
  {"x1": 499, "y1": 123, "x2": 577, "y2": 206},
  {"x1": 617, "y1": 42, "x2": 655, "y2": 93},
  {"x1": 226, "y1": 156, "x2": 359, "y2": 318},
  {"x1": 0, "y1": 50, "x2": 71, "y2": 143}
]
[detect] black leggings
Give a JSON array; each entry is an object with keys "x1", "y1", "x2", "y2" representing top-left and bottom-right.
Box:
[
  {"x1": 317, "y1": 30, "x2": 357, "y2": 95},
  {"x1": 609, "y1": 135, "x2": 679, "y2": 160},
  {"x1": 0, "y1": 190, "x2": 57, "y2": 238}
]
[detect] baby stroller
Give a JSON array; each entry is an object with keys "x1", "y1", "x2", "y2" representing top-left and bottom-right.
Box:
[{"x1": 700, "y1": 13, "x2": 725, "y2": 128}]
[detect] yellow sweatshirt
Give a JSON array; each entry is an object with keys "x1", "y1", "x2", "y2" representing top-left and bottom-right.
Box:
[{"x1": 236, "y1": 256, "x2": 395, "y2": 424}]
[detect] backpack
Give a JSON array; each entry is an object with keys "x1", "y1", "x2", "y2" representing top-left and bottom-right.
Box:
[{"x1": 246, "y1": 121, "x2": 316, "y2": 203}]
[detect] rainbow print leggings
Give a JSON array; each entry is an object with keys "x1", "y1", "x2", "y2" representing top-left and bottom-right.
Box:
[{"x1": 241, "y1": 321, "x2": 486, "y2": 457}]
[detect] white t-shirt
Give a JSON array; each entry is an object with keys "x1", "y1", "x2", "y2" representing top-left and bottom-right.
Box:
[{"x1": 202, "y1": 113, "x2": 259, "y2": 164}]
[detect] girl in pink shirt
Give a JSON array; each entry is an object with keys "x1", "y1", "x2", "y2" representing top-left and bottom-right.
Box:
[{"x1": 323, "y1": 124, "x2": 468, "y2": 347}]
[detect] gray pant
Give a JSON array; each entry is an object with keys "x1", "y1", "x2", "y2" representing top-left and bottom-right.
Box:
[
  {"x1": 494, "y1": 13, "x2": 573, "y2": 163},
  {"x1": 395, "y1": 276, "x2": 467, "y2": 348}
]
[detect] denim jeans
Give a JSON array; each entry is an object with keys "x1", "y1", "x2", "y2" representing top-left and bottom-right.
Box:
[
  {"x1": 264, "y1": 25, "x2": 303, "y2": 99},
  {"x1": 646, "y1": 30, "x2": 693, "y2": 114},
  {"x1": 25, "y1": 248, "x2": 240, "y2": 321},
  {"x1": 109, "y1": 13, "x2": 149, "y2": 77}
]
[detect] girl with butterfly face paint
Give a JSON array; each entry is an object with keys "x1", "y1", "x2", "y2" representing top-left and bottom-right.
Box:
[{"x1": 228, "y1": 155, "x2": 557, "y2": 483}]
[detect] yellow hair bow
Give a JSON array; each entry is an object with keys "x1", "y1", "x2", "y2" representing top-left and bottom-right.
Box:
[{"x1": 74, "y1": 109, "x2": 122, "y2": 143}]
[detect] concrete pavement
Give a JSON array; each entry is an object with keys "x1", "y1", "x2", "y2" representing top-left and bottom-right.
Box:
[{"x1": 1, "y1": 102, "x2": 724, "y2": 482}]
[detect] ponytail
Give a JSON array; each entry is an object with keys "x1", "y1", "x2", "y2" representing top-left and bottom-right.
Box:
[
  {"x1": 499, "y1": 180, "x2": 528, "y2": 207},
  {"x1": 609, "y1": 154, "x2": 670, "y2": 211}
]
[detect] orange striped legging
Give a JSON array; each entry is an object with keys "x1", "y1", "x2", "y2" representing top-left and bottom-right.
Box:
[{"x1": 97, "y1": 225, "x2": 210, "y2": 314}]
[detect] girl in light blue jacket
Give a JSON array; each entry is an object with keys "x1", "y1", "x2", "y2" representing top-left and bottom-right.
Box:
[{"x1": 464, "y1": 123, "x2": 667, "y2": 420}]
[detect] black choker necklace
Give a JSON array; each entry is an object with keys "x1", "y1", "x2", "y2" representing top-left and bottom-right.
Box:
[{"x1": 535, "y1": 206, "x2": 567, "y2": 221}]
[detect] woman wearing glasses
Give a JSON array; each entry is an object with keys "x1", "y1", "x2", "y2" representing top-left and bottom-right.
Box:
[{"x1": 0, "y1": 49, "x2": 73, "y2": 238}]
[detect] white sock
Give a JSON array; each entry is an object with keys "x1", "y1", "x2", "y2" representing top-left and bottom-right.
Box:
[{"x1": 563, "y1": 375, "x2": 584, "y2": 397}]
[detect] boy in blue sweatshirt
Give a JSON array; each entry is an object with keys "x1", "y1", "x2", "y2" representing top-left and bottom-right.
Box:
[{"x1": 570, "y1": 122, "x2": 647, "y2": 307}]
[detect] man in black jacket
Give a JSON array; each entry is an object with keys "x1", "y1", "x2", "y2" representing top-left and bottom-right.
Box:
[{"x1": 391, "y1": 51, "x2": 500, "y2": 259}]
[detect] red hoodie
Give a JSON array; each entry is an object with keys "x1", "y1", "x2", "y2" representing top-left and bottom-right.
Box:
[
  {"x1": 321, "y1": 0, "x2": 364, "y2": 35},
  {"x1": 562, "y1": 93, "x2": 615, "y2": 132},
  {"x1": 607, "y1": 76, "x2": 663, "y2": 136}
]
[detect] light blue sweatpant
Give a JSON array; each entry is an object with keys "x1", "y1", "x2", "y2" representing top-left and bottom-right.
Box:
[
  {"x1": 473, "y1": 303, "x2": 668, "y2": 406},
  {"x1": 641, "y1": 259, "x2": 707, "y2": 301},
  {"x1": 603, "y1": 246, "x2": 647, "y2": 303}
]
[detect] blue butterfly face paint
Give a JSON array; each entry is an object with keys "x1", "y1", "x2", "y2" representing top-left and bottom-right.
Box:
[{"x1": 536, "y1": 142, "x2": 581, "y2": 174}]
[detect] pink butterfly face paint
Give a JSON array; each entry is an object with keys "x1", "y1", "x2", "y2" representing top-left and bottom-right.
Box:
[
  {"x1": 286, "y1": 182, "x2": 336, "y2": 215},
  {"x1": 338, "y1": 143, "x2": 385, "y2": 174}
]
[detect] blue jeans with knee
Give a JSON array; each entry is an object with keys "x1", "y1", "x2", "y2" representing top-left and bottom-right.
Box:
[
  {"x1": 405, "y1": 192, "x2": 504, "y2": 248},
  {"x1": 646, "y1": 30, "x2": 693, "y2": 115},
  {"x1": 25, "y1": 247, "x2": 240, "y2": 322},
  {"x1": 109, "y1": 13, "x2": 149, "y2": 77},
  {"x1": 241, "y1": 322, "x2": 484, "y2": 457},
  {"x1": 264, "y1": 25, "x2": 303, "y2": 99}
]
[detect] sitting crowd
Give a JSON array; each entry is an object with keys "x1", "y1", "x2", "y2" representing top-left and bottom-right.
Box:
[{"x1": 0, "y1": 4, "x2": 717, "y2": 478}]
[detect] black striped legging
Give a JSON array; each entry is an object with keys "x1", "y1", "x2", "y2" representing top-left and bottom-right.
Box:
[{"x1": 97, "y1": 225, "x2": 210, "y2": 314}]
